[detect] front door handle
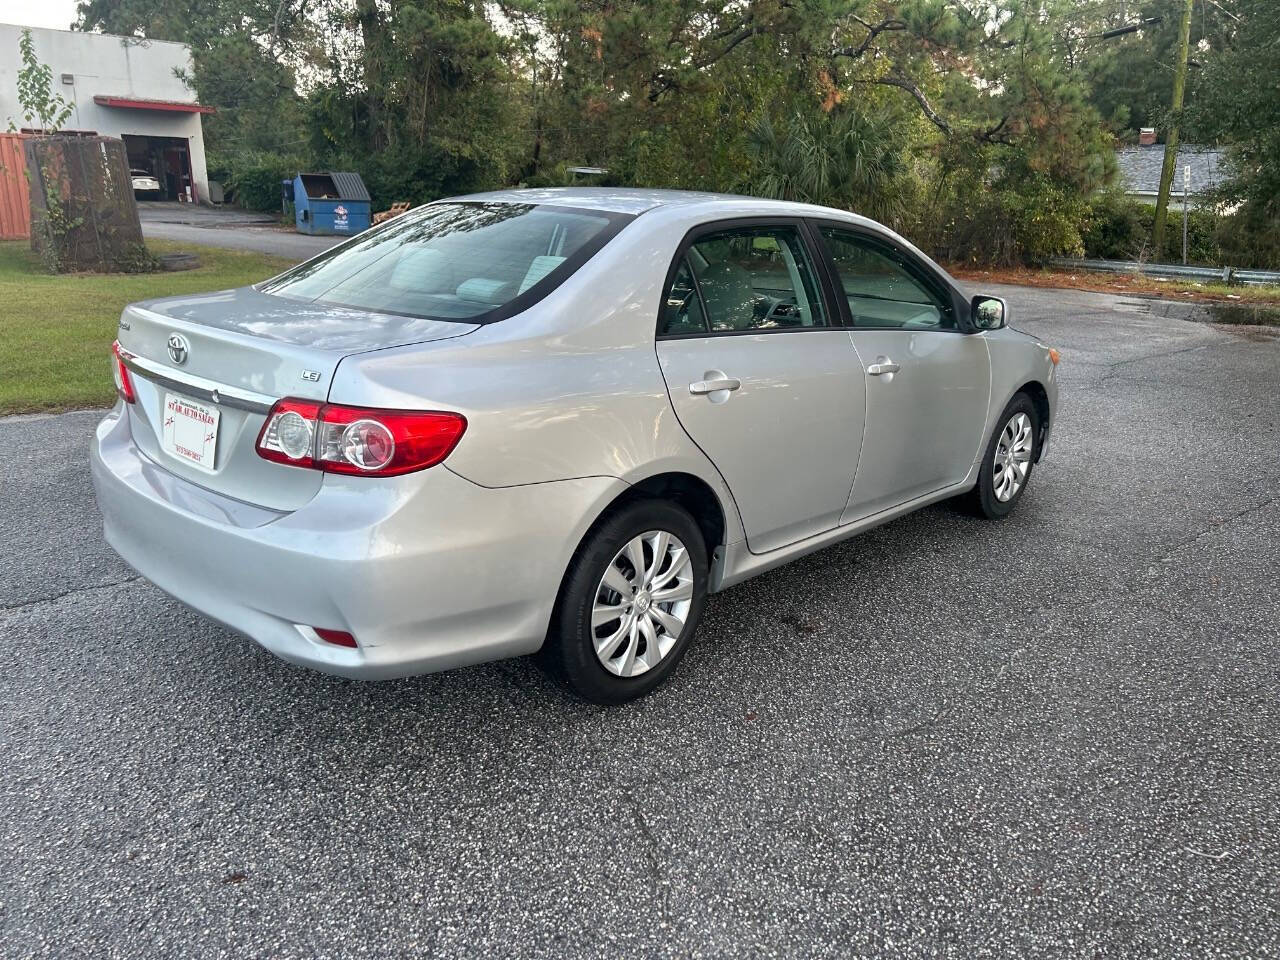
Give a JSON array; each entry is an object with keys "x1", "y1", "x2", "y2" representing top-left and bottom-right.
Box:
[
  {"x1": 689, "y1": 376, "x2": 741, "y2": 395},
  {"x1": 866, "y1": 357, "x2": 901, "y2": 376}
]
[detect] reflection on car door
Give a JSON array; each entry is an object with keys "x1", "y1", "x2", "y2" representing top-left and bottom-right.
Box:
[
  {"x1": 655, "y1": 223, "x2": 866, "y2": 554},
  {"x1": 815, "y1": 226, "x2": 991, "y2": 521}
]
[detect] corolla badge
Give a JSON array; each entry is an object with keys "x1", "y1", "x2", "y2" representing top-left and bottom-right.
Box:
[{"x1": 167, "y1": 333, "x2": 190, "y2": 365}]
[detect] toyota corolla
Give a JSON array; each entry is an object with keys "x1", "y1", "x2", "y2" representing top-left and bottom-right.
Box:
[{"x1": 91, "y1": 188, "x2": 1058, "y2": 703}]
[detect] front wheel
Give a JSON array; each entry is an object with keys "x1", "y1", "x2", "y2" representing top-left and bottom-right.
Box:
[
  {"x1": 970, "y1": 394, "x2": 1040, "y2": 520},
  {"x1": 544, "y1": 499, "x2": 708, "y2": 704}
]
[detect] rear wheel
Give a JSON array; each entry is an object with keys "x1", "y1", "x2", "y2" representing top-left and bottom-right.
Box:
[
  {"x1": 544, "y1": 499, "x2": 708, "y2": 704},
  {"x1": 970, "y1": 394, "x2": 1040, "y2": 520}
]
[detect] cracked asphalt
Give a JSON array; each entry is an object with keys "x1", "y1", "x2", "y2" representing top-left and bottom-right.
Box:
[{"x1": 2, "y1": 285, "x2": 1278, "y2": 957}]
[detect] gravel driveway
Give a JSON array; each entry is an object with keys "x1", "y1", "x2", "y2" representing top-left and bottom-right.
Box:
[{"x1": 1, "y1": 285, "x2": 1277, "y2": 958}]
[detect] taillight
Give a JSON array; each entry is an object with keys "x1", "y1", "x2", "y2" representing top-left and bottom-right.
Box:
[
  {"x1": 255, "y1": 399, "x2": 466, "y2": 477},
  {"x1": 256, "y1": 398, "x2": 321, "y2": 468},
  {"x1": 316, "y1": 405, "x2": 467, "y2": 476},
  {"x1": 112, "y1": 341, "x2": 136, "y2": 404}
]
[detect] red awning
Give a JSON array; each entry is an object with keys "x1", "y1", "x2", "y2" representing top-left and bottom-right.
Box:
[{"x1": 92, "y1": 96, "x2": 215, "y2": 114}]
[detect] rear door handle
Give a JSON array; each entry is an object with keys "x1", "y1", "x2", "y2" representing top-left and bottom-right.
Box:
[
  {"x1": 689, "y1": 377, "x2": 741, "y2": 395},
  {"x1": 866, "y1": 357, "x2": 900, "y2": 376}
]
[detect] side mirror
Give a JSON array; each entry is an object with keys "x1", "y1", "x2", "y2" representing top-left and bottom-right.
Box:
[{"x1": 970, "y1": 295, "x2": 1007, "y2": 331}]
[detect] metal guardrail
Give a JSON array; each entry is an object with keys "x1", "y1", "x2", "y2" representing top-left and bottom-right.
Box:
[
  {"x1": 1233, "y1": 268, "x2": 1280, "y2": 286},
  {"x1": 1048, "y1": 257, "x2": 1280, "y2": 287}
]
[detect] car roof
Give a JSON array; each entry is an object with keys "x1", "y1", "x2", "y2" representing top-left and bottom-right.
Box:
[
  {"x1": 446, "y1": 186, "x2": 869, "y2": 222},
  {"x1": 440, "y1": 187, "x2": 949, "y2": 293}
]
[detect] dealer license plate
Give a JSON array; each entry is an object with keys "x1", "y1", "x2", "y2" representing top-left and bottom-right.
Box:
[{"x1": 161, "y1": 393, "x2": 220, "y2": 472}]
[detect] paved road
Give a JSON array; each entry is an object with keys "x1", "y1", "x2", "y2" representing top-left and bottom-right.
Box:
[
  {"x1": 138, "y1": 201, "x2": 342, "y2": 259},
  {"x1": 2, "y1": 286, "x2": 1278, "y2": 957}
]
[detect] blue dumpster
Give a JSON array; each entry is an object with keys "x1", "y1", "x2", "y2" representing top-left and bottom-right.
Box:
[{"x1": 291, "y1": 171, "x2": 371, "y2": 236}]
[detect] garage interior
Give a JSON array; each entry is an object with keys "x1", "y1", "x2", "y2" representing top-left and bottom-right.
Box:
[{"x1": 122, "y1": 134, "x2": 197, "y2": 202}]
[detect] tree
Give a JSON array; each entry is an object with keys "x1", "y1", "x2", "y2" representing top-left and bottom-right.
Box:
[
  {"x1": 303, "y1": 0, "x2": 524, "y2": 201},
  {"x1": 1194, "y1": 0, "x2": 1280, "y2": 217},
  {"x1": 8, "y1": 28, "x2": 73, "y2": 133},
  {"x1": 76, "y1": 0, "x2": 310, "y2": 159},
  {"x1": 1077, "y1": 0, "x2": 1232, "y2": 141},
  {"x1": 745, "y1": 100, "x2": 923, "y2": 228},
  {"x1": 1151, "y1": 0, "x2": 1194, "y2": 255},
  {"x1": 73, "y1": 0, "x2": 1162, "y2": 264},
  {"x1": 79, "y1": 0, "x2": 524, "y2": 205}
]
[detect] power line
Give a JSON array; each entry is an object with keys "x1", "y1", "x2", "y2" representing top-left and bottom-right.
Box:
[{"x1": 1201, "y1": 0, "x2": 1242, "y2": 23}]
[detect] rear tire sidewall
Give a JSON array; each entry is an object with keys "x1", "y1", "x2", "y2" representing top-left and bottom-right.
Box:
[
  {"x1": 547, "y1": 499, "x2": 708, "y2": 705},
  {"x1": 976, "y1": 394, "x2": 1039, "y2": 519}
]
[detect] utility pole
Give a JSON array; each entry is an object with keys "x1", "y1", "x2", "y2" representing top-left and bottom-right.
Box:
[
  {"x1": 1152, "y1": 0, "x2": 1194, "y2": 257},
  {"x1": 1182, "y1": 165, "x2": 1190, "y2": 264}
]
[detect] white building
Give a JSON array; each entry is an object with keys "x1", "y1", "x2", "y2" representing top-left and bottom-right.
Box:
[{"x1": 0, "y1": 23, "x2": 211, "y2": 203}]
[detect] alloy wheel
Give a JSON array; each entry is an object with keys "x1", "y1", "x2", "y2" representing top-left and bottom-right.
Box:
[
  {"x1": 993, "y1": 411, "x2": 1033, "y2": 502},
  {"x1": 591, "y1": 530, "x2": 694, "y2": 678}
]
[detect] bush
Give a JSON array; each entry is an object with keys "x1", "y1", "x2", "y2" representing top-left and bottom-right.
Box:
[
  {"x1": 340, "y1": 143, "x2": 497, "y2": 209},
  {"x1": 211, "y1": 144, "x2": 492, "y2": 214},
  {"x1": 1081, "y1": 194, "x2": 1221, "y2": 264},
  {"x1": 1079, "y1": 193, "x2": 1148, "y2": 260},
  {"x1": 1078, "y1": 197, "x2": 1280, "y2": 268},
  {"x1": 922, "y1": 180, "x2": 1087, "y2": 267},
  {"x1": 1214, "y1": 209, "x2": 1280, "y2": 270},
  {"x1": 212, "y1": 151, "x2": 300, "y2": 212}
]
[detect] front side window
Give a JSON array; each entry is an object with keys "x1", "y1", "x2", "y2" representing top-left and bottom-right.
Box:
[
  {"x1": 659, "y1": 225, "x2": 827, "y2": 336},
  {"x1": 259, "y1": 202, "x2": 624, "y2": 321},
  {"x1": 820, "y1": 227, "x2": 954, "y2": 330}
]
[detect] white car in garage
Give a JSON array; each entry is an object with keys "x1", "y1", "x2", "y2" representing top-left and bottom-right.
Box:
[{"x1": 130, "y1": 168, "x2": 161, "y2": 199}]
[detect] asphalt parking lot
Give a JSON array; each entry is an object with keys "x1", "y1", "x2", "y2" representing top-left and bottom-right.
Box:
[
  {"x1": 137, "y1": 201, "x2": 342, "y2": 259},
  {"x1": 2, "y1": 285, "x2": 1278, "y2": 957}
]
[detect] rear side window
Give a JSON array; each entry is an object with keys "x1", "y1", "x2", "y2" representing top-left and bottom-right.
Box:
[
  {"x1": 661, "y1": 258, "x2": 708, "y2": 335},
  {"x1": 259, "y1": 202, "x2": 628, "y2": 322},
  {"x1": 658, "y1": 224, "x2": 827, "y2": 336}
]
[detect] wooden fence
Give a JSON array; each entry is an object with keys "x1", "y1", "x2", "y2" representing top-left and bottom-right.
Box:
[{"x1": 0, "y1": 133, "x2": 31, "y2": 240}]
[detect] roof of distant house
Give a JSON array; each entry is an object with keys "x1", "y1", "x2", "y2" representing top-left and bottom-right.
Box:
[{"x1": 1115, "y1": 145, "x2": 1228, "y2": 197}]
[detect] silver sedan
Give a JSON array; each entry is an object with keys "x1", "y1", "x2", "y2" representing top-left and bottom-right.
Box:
[{"x1": 91, "y1": 189, "x2": 1059, "y2": 703}]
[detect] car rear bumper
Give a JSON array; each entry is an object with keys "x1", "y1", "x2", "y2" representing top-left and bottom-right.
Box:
[{"x1": 90, "y1": 405, "x2": 624, "y2": 679}]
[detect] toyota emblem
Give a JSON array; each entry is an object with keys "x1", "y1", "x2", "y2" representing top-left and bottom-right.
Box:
[{"x1": 167, "y1": 333, "x2": 190, "y2": 365}]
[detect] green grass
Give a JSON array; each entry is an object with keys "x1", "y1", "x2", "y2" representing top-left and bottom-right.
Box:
[{"x1": 0, "y1": 240, "x2": 298, "y2": 416}]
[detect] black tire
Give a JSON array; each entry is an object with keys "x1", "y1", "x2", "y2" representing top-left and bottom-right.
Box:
[
  {"x1": 969, "y1": 393, "x2": 1040, "y2": 520},
  {"x1": 544, "y1": 499, "x2": 708, "y2": 705}
]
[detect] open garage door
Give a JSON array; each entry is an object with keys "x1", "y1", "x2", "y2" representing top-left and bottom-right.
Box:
[{"x1": 122, "y1": 134, "x2": 197, "y2": 203}]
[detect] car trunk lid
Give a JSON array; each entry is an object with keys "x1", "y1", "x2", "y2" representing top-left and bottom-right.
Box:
[{"x1": 116, "y1": 285, "x2": 478, "y2": 511}]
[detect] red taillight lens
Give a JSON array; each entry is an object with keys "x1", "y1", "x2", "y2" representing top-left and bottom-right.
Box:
[
  {"x1": 318, "y1": 404, "x2": 467, "y2": 476},
  {"x1": 112, "y1": 341, "x2": 136, "y2": 404},
  {"x1": 255, "y1": 399, "x2": 466, "y2": 477}
]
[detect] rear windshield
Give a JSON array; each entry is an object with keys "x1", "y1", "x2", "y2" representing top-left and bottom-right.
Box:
[{"x1": 258, "y1": 202, "x2": 629, "y2": 322}]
